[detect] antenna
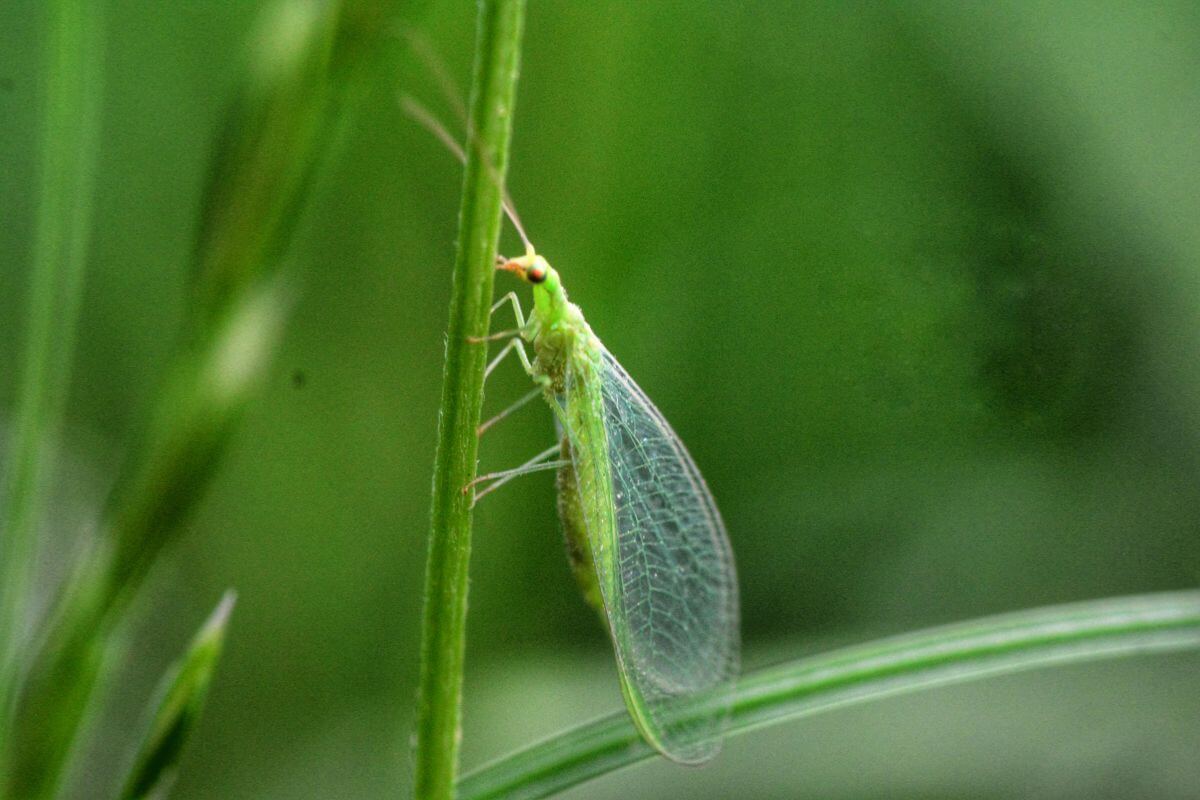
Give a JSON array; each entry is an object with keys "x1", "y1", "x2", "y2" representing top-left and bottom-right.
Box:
[
  {"x1": 400, "y1": 96, "x2": 534, "y2": 256},
  {"x1": 396, "y1": 29, "x2": 534, "y2": 255},
  {"x1": 397, "y1": 27, "x2": 468, "y2": 124}
]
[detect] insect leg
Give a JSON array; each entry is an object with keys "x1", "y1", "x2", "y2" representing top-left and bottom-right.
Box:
[
  {"x1": 490, "y1": 290, "x2": 527, "y2": 329},
  {"x1": 484, "y1": 338, "x2": 521, "y2": 379},
  {"x1": 473, "y1": 290, "x2": 547, "y2": 433},
  {"x1": 510, "y1": 337, "x2": 538, "y2": 378},
  {"x1": 477, "y1": 386, "x2": 542, "y2": 437},
  {"x1": 484, "y1": 335, "x2": 541, "y2": 384},
  {"x1": 469, "y1": 328, "x2": 521, "y2": 344},
  {"x1": 466, "y1": 443, "x2": 568, "y2": 505},
  {"x1": 466, "y1": 293, "x2": 527, "y2": 344}
]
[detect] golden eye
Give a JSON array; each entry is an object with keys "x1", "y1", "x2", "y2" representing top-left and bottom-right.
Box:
[{"x1": 527, "y1": 265, "x2": 547, "y2": 284}]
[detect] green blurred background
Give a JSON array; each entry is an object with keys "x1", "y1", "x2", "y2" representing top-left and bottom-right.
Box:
[{"x1": 3, "y1": 1, "x2": 1200, "y2": 797}]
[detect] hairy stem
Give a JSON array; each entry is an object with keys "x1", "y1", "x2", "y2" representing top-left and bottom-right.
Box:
[{"x1": 412, "y1": 2, "x2": 526, "y2": 798}]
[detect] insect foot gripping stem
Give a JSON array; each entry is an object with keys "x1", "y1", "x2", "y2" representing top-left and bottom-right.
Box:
[
  {"x1": 462, "y1": 444, "x2": 566, "y2": 504},
  {"x1": 467, "y1": 329, "x2": 519, "y2": 344}
]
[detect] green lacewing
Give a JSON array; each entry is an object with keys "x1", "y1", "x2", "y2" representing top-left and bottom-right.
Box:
[{"x1": 484, "y1": 249, "x2": 740, "y2": 764}]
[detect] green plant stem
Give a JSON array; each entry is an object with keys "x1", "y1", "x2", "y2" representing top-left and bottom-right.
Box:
[
  {"x1": 412, "y1": 2, "x2": 526, "y2": 798},
  {"x1": 458, "y1": 590, "x2": 1200, "y2": 800},
  {"x1": 0, "y1": 0, "x2": 101, "y2": 768}
]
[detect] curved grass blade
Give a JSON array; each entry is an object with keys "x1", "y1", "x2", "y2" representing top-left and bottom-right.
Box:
[
  {"x1": 117, "y1": 591, "x2": 236, "y2": 800},
  {"x1": 457, "y1": 590, "x2": 1200, "y2": 800},
  {"x1": 564, "y1": 349, "x2": 738, "y2": 764}
]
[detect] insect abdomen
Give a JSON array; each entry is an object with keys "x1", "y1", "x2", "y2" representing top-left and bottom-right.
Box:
[{"x1": 556, "y1": 436, "x2": 605, "y2": 618}]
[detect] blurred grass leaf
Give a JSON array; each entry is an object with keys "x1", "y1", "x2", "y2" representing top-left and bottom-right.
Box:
[
  {"x1": 3, "y1": 1, "x2": 385, "y2": 796},
  {"x1": 116, "y1": 592, "x2": 236, "y2": 800},
  {"x1": 0, "y1": 0, "x2": 102, "y2": 762},
  {"x1": 190, "y1": 0, "x2": 336, "y2": 328}
]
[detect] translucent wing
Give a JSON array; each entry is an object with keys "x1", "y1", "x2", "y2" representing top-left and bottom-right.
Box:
[{"x1": 565, "y1": 347, "x2": 739, "y2": 764}]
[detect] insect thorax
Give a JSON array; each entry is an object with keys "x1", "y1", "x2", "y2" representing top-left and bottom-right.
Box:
[{"x1": 530, "y1": 302, "x2": 594, "y2": 394}]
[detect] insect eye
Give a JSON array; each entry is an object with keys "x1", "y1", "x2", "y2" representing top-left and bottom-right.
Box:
[{"x1": 527, "y1": 265, "x2": 547, "y2": 284}]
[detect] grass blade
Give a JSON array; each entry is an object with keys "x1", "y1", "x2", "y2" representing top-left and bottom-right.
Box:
[
  {"x1": 2, "y1": 2, "x2": 358, "y2": 796},
  {"x1": 116, "y1": 591, "x2": 236, "y2": 800},
  {"x1": 0, "y1": 0, "x2": 102, "y2": 758},
  {"x1": 412, "y1": 1, "x2": 527, "y2": 798},
  {"x1": 457, "y1": 591, "x2": 1200, "y2": 800}
]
